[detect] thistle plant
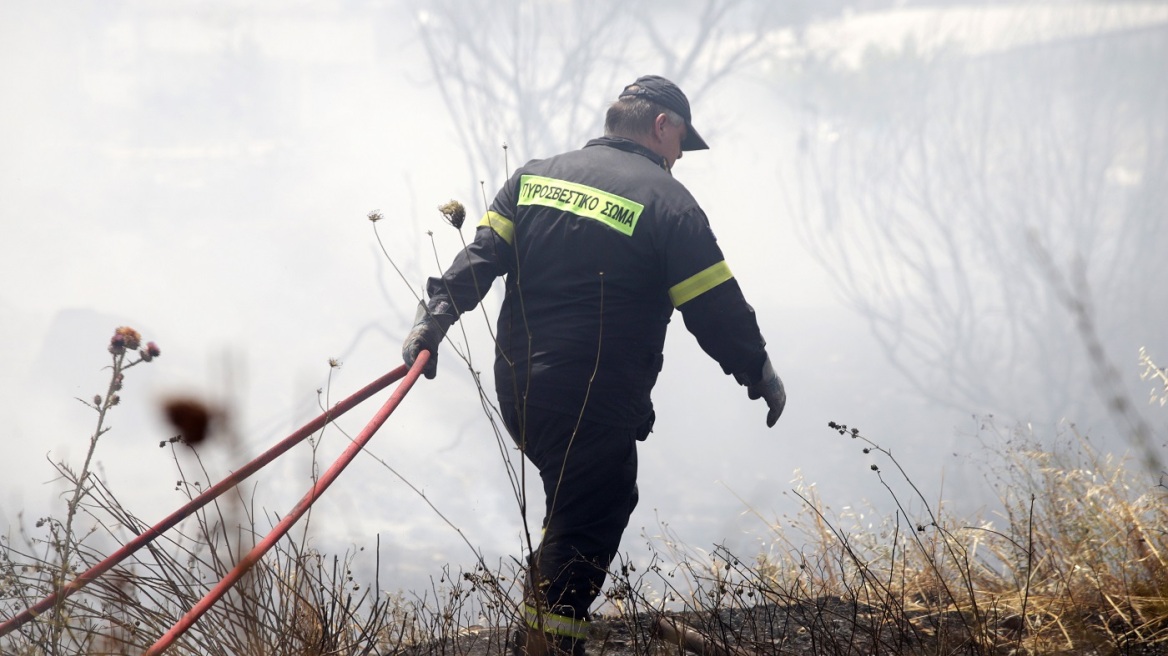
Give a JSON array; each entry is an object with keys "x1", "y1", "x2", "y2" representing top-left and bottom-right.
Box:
[{"x1": 47, "y1": 326, "x2": 160, "y2": 653}]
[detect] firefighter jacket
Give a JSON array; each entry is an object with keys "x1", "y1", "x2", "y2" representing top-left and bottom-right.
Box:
[{"x1": 425, "y1": 136, "x2": 769, "y2": 429}]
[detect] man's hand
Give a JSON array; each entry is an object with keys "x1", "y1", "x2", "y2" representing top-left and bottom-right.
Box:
[
  {"x1": 402, "y1": 300, "x2": 456, "y2": 379},
  {"x1": 738, "y1": 357, "x2": 785, "y2": 427}
]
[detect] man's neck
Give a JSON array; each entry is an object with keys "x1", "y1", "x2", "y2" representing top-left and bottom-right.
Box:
[{"x1": 595, "y1": 134, "x2": 670, "y2": 171}]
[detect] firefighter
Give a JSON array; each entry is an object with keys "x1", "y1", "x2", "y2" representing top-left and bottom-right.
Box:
[{"x1": 403, "y1": 74, "x2": 785, "y2": 656}]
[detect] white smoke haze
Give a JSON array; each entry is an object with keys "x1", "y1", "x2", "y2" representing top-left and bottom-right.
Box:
[{"x1": 1, "y1": 0, "x2": 1164, "y2": 596}]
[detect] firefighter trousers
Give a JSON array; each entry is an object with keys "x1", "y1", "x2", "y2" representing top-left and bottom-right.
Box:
[{"x1": 501, "y1": 401, "x2": 641, "y2": 628}]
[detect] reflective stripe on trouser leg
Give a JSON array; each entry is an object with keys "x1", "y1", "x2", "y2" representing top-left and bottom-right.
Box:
[{"x1": 523, "y1": 603, "x2": 589, "y2": 640}]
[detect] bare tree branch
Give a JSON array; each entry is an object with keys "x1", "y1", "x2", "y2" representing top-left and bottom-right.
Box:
[{"x1": 790, "y1": 11, "x2": 1168, "y2": 436}]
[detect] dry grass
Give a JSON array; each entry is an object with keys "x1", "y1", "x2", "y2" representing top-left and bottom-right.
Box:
[
  {"x1": 543, "y1": 421, "x2": 1165, "y2": 656},
  {"x1": 1, "y1": 330, "x2": 1165, "y2": 655}
]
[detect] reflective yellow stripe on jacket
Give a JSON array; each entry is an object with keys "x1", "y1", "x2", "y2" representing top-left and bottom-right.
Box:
[
  {"x1": 479, "y1": 211, "x2": 515, "y2": 245},
  {"x1": 668, "y1": 260, "x2": 733, "y2": 307}
]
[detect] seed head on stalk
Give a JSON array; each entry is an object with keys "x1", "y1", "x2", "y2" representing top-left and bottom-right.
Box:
[{"x1": 438, "y1": 200, "x2": 466, "y2": 229}]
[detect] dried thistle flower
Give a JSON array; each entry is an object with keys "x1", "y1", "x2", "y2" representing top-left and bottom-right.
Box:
[
  {"x1": 367, "y1": 209, "x2": 384, "y2": 222},
  {"x1": 114, "y1": 327, "x2": 141, "y2": 351},
  {"x1": 438, "y1": 200, "x2": 466, "y2": 229}
]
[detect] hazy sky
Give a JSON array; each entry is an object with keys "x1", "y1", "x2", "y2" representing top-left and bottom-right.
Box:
[{"x1": 2, "y1": 1, "x2": 1163, "y2": 597}]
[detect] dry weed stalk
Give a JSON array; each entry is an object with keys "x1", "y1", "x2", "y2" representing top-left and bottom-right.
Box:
[{"x1": 0, "y1": 331, "x2": 413, "y2": 655}]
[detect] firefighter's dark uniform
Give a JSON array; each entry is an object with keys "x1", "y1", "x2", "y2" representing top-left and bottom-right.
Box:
[{"x1": 422, "y1": 135, "x2": 769, "y2": 647}]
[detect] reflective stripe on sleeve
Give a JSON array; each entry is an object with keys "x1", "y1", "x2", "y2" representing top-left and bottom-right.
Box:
[
  {"x1": 479, "y1": 211, "x2": 515, "y2": 245},
  {"x1": 668, "y1": 260, "x2": 734, "y2": 307},
  {"x1": 523, "y1": 603, "x2": 589, "y2": 640}
]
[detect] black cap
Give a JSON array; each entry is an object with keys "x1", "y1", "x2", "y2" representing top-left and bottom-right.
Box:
[{"x1": 619, "y1": 74, "x2": 709, "y2": 151}]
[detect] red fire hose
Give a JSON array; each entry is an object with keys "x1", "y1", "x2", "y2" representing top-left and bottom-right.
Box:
[
  {"x1": 0, "y1": 357, "x2": 423, "y2": 647},
  {"x1": 145, "y1": 352, "x2": 429, "y2": 654}
]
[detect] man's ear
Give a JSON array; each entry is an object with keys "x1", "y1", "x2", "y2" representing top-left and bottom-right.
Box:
[{"x1": 653, "y1": 113, "x2": 668, "y2": 138}]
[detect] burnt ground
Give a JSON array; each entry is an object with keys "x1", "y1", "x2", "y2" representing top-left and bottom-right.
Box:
[{"x1": 397, "y1": 597, "x2": 1166, "y2": 656}]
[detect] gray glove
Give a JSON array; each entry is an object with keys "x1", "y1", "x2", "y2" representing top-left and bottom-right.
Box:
[
  {"x1": 735, "y1": 356, "x2": 786, "y2": 427},
  {"x1": 402, "y1": 300, "x2": 456, "y2": 379}
]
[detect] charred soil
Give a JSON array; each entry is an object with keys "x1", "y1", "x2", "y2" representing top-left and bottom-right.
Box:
[{"x1": 399, "y1": 596, "x2": 1167, "y2": 656}]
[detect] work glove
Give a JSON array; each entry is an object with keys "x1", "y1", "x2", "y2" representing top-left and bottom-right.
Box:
[
  {"x1": 735, "y1": 356, "x2": 786, "y2": 428},
  {"x1": 402, "y1": 299, "x2": 456, "y2": 379}
]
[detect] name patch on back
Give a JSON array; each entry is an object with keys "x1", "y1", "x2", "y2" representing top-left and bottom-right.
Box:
[{"x1": 518, "y1": 174, "x2": 644, "y2": 236}]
